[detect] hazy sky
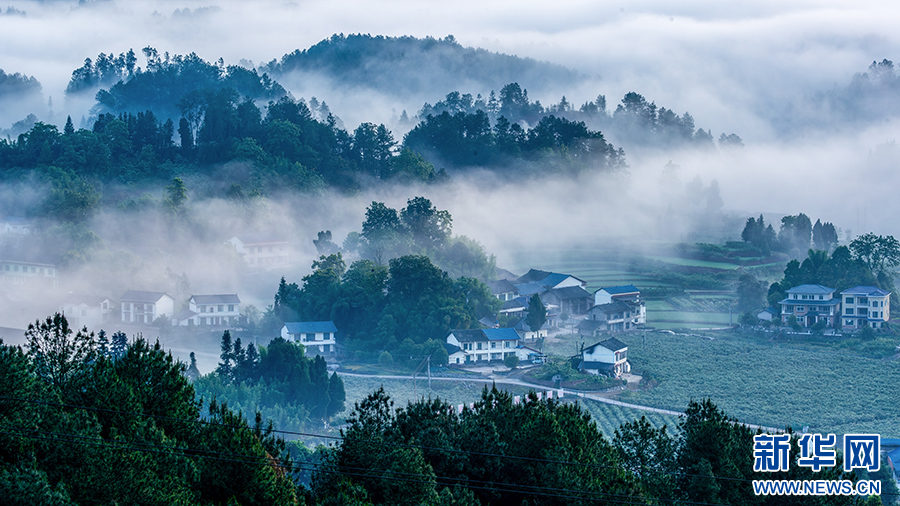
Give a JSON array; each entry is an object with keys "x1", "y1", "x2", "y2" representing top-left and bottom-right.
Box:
[
  {"x1": 1, "y1": 0, "x2": 899, "y2": 239},
  {"x1": 2, "y1": 0, "x2": 898, "y2": 137}
]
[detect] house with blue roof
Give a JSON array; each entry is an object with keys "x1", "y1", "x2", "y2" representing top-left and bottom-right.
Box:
[
  {"x1": 446, "y1": 327, "x2": 521, "y2": 364},
  {"x1": 779, "y1": 284, "x2": 841, "y2": 328},
  {"x1": 840, "y1": 286, "x2": 891, "y2": 330},
  {"x1": 281, "y1": 321, "x2": 338, "y2": 357}
]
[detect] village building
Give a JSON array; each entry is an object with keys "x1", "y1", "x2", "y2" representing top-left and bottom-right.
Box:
[
  {"x1": 445, "y1": 327, "x2": 521, "y2": 364},
  {"x1": 588, "y1": 301, "x2": 640, "y2": 333},
  {"x1": 487, "y1": 279, "x2": 518, "y2": 301},
  {"x1": 227, "y1": 235, "x2": 290, "y2": 268},
  {"x1": 188, "y1": 294, "x2": 241, "y2": 326},
  {"x1": 281, "y1": 321, "x2": 338, "y2": 357},
  {"x1": 779, "y1": 284, "x2": 841, "y2": 328},
  {"x1": 592, "y1": 285, "x2": 646, "y2": 326},
  {"x1": 120, "y1": 290, "x2": 175, "y2": 324},
  {"x1": 60, "y1": 294, "x2": 113, "y2": 330},
  {"x1": 594, "y1": 284, "x2": 640, "y2": 305},
  {"x1": 579, "y1": 337, "x2": 630, "y2": 377},
  {"x1": 840, "y1": 286, "x2": 891, "y2": 330},
  {"x1": 0, "y1": 245, "x2": 60, "y2": 288},
  {"x1": 540, "y1": 286, "x2": 593, "y2": 316}
]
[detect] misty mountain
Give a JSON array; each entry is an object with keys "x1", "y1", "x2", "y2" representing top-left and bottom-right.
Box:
[
  {"x1": 266, "y1": 33, "x2": 584, "y2": 100},
  {"x1": 66, "y1": 47, "x2": 287, "y2": 122},
  {"x1": 775, "y1": 59, "x2": 900, "y2": 135},
  {"x1": 0, "y1": 69, "x2": 45, "y2": 134}
]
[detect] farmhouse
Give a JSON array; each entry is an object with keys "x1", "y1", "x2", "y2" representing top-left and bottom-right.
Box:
[
  {"x1": 188, "y1": 294, "x2": 241, "y2": 326},
  {"x1": 840, "y1": 286, "x2": 890, "y2": 330},
  {"x1": 227, "y1": 235, "x2": 290, "y2": 268},
  {"x1": 120, "y1": 290, "x2": 175, "y2": 324},
  {"x1": 60, "y1": 294, "x2": 112, "y2": 330},
  {"x1": 281, "y1": 321, "x2": 338, "y2": 357},
  {"x1": 445, "y1": 327, "x2": 521, "y2": 364},
  {"x1": 579, "y1": 337, "x2": 630, "y2": 377},
  {"x1": 0, "y1": 245, "x2": 60, "y2": 288},
  {"x1": 779, "y1": 284, "x2": 841, "y2": 328},
  {"x1": 592, "y1": 285, "x2": 646, "y2": 326},
  {"x1": 588, "y1": 302, "x2": 639, "y2": 333},
  {"x1": 487, "y1": 279, "x2": 518, "y2": 302}
]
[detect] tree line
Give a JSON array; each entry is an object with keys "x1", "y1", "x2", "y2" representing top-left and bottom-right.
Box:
[{"x1": 3, "y1": 313, "x2": 895, "y2": 504}]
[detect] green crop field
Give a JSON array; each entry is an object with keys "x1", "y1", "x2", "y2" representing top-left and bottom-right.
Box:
[
  {"x1": 575, "y1": 398, "x2": 683, "y2": 439},
  {"x1": 616, "y1": 331, "x2": 900, "y2": 437}
]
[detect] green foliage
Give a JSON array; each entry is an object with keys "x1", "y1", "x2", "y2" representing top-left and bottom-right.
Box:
[
  {"x1": 315, "y1": 386, "x2": 636, "y2": 505},
  {"x1": 503, "y1": 354, "x2": 519, "y2": 369},
  {"x1": 202, "y1": 331, "x2": 346, "y2": 424},
  {"x1": 3, "y1": 314, "x2": 299, "y2": 505}
]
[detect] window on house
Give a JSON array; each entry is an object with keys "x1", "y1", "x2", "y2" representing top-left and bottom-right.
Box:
[
  {"x1": 218, "y1": 305, "x2": 224, "y2": 311},
  {"x1": 845, "y1": 308, "x2": 854, "y2": 315},
  {"x1": 477, "y1": 343, "x2": 483, "y2": 350},
  {"x1": 845, "y1": 297, "x2": 853, "y2": 304},
  {"x1": 491, "y1": 342, "x2": 497, "y2": 349}
]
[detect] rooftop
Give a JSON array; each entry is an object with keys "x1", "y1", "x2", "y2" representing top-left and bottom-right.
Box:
[
  {"x1": 785, "y1": 284, "x2": 835, "y2": 295},
  {"x1": 600, "y1": 284, "x2": 640, "y2": 295},
  {"x1": 121, "y1": 290, "x2": 171, "y2": 303},
  {"x1": 191, "y1": 294, "x2": 241, "y2": 304},
  {"x1": 283, "y1": 321, "x2": 338, "y2": 334},
  {"x1": 840, "y1": 286, "x2": 891, "y2": 297}
]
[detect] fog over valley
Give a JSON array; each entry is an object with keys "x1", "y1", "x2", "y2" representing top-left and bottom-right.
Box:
[{"x1": 3, "y1": 2, "x2": 900, "y2": 504}]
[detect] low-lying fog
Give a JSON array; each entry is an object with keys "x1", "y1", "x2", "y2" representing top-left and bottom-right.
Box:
[{"x1": 1, "y1": 0, "x2": 899, "y2": 359}]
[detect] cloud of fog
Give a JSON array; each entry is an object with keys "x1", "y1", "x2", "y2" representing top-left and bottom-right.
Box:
[
  {"x1": 1, "y1": 0, "x2": 898, "y2": 138},
  {"x1": 2, "y1": 0, "x2": 900, "y2": 339}
]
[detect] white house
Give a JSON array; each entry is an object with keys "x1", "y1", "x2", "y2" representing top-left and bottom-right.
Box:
[
  {"x1": 120, "y1": 290, "x2": 175, "y2": 324},
  {"x1": 446, "y1": 328, "x2": 521, "y2": 364},
  {"x1": 227, "y1": 235, "x2": 290, "y2": 269},
  {"x1": 281, "y1": 321, "x2": 338, "y2": 357},
  {"x1": 0, "y1": 246, "x2": 60, "y2": 288},
  {"x1": 840, "y1": 286, "x2": 891, "y2": 330},
  {"x1": 779, "y1": 284, "x2": 841, "y2": 328},
  {"x1": 60, "y1": 294, "x2": 112, "y2": 330},
  {"x1": 580, "y1": 337, "x2": 630, "y2": 377},
  {"x1": 594, "y1": 285, "x2": 640, "y2": 305},
  {"x1": 187, "y1": 294, "x2": 241, "y2": 326},
  {"x1": 588, "y1": 302, "x2": 639, "y2": 333}
]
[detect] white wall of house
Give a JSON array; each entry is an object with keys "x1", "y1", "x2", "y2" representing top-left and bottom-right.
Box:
[{"x1": 281, "y1": 326, "x2": 337, "y2": 354}]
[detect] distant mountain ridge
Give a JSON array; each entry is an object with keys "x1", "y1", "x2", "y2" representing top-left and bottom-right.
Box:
[{"x1": 265, "y1": 33, "x2": 585, "y2": 98}]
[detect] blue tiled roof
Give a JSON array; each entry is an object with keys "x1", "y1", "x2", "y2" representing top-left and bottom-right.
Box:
[
  {"x1": 515, "y1": 281, "x2": 546, "y2": 296},
  {"x1": 779, "y1": 298, "x2": 841, "y2": 306},
  {"x1": 483, "y1": 328, "x2": 521, "y2": 341},
  {"x1": 283, "y1": 321, "x2": 338, "y2": 334},
  {"x1": 841, "y1": 286, "x2": 891, "y2": 297},
  {"x1": 602, "y1": 284, "x2": 640, "y2": 295},
  {"x1": 785, "y1": 284, "x2": 835, "y2": 294}
]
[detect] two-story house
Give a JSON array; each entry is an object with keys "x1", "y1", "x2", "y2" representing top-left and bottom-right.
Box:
[
  {"x1": 593, "y1": 285, "x2": 646, "y2": 325},
  {"x1": 579, "y1": 338, "x2": 630, "y2": 377},
  {"x1": 281, "y1": 321, "x2": 338, "y2": 357},
  {"x1": 779, "y1": 284, "x2": 841, "y2": 328},
  {"x1": 446, "y1": 328, "x2": 521, "y2": 364},
  {"x1": 60, "y1": 294, "x2": 112, "y2": 330},
  {"x1": 840, "y1": 286, "x2": 891, "y2": 330},
  {"x1": 120, "y1": 290, "x2": 175, "y2": 324},
  {"x1": 587, "y1": 301, "x2": 637, "y2": 333},
  {"x1": 188, "y1": 294, "x2": 241, "y2": 326},
  {"x1": 227, "y1": 235, "x2": 290, "y2": 269}
]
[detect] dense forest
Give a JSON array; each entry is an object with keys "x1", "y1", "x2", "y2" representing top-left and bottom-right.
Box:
[{"x1": 3, "y1": 317, "x2": 894, "y2": 505}]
